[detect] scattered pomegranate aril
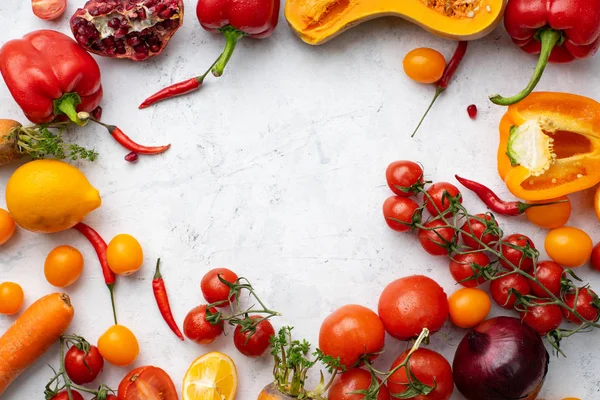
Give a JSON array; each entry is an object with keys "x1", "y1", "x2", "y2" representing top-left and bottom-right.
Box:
[
  {"x1": 125, "y1": 152, "x2": 139, "y2": 162},
  {"x1": 467, "y1": 104, "x2": 478, "y2": 119},
  {"x1": 69, "y1": 0, "x2": 184, "y2": 61}
]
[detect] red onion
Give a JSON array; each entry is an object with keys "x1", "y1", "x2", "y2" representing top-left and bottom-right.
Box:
[{"x1": 453, "y1": 316, "x2": 549, "y2": 400}]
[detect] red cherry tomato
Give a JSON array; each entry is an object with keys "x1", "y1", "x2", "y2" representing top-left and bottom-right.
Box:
[
  {"x1": 385, "y1": 161, "x2": 423, "y2": 197},
  {"x1": 382, "y1": 196, "x2": 420, "y2": 232},
  {"x1": 490, "y1": 273, "x2": 531, "y2": 309},
  {"x1": 591, "y1": 243, "x2": 600, "y2": 272},
  {"x1": 418, "y1": 220, "x2": 456, "y2": 256},
  {"x1": 50, "y1": 391, "x2": 84, "y2": 400},
  {"x1": 424, "y1": 182, "x2": 462, "y2": 217},
  {"x1": 563, "y1": 288, "x2": 600, "y2": 324},
  {"x1": 118, "y1": 365, "x2": 178, "y2": 400},
  {"x1": 32, "y1": 0, "x2": 67, "y2": 20},
  {"x1": 234, "y1": 316, "x2": 275, "y2": 358},
  {"x1": 378, "y1": 275, "x2": 449, "y2": 340},
  {"x1": 529, "y1": 261, "x2": 564, "y2": 298},
  {"x1": 319, "y1": 305, "x2": 386, "y2": 369},
  {"x1": 328, "y1": 368, "x2": 390, "y2": 400},
  {"x1": 449, "y1": 253, "x2": 490, "y2": 288},
  {"x1": 201, "y1": 268, "x2": 238, "y2": 305},
  {"x1": 460, "y1": 213, "x2": 500, "y2": 250},
  {"x1": 520, "y1": 300, "x2": 563, "y2": 335},
  {"x1": 388, "y1": 348, "x2": 454, "y2": 400},
  {"x1": 183, "y1": 305, "x2": 224, "y2": 344},
  {"x1": 65, "y1": 344, "x2": 104, "y2": 385},
  {"x1": 499, "y1": 234, "x2": 536, "y2": 273}
]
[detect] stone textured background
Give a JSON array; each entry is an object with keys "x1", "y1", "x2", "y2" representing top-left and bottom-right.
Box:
[{"x1": 1, "y1": 1, "x2": 599, "y2": 399}]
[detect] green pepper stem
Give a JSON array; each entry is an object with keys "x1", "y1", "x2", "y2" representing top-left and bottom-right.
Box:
[
  {"x1": 212, "y1": 27, "x2": 246, "y2": 77},
  {"x1": 54, "y1": 93, "x2": 87, "y2": 126},
  {"x1": 489, "y1": 29, "x2": 562, "y2": 106}
]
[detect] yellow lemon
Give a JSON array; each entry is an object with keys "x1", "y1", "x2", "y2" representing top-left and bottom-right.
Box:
[
  {"x1": 5, "y1": 160, "x2": 101, "y2": 233},
  {"x1": 182, "y1": 352, "x2": 238, "y2": 400}
]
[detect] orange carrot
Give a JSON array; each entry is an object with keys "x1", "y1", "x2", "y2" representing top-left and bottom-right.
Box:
[{"x1": 0, "y1": 293, "x2": 74, "y2": 395}]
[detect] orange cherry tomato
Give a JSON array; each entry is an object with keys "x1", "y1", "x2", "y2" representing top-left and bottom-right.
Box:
[
  {"x1": 525, "y1": 196, "x2": 571, "y2": 229},
  {"x1": 403, "y1": 48, "x2": 446, "y2": 84},
  {"x1": 448, "y1": 288, "x2": 491, "y2": 329},
  {"x1": 44, "y1": 245, "x2": 84, "y2": 288},
  {"x1": 98, "y1": 325, "x2": 139, "y2": 366},
  {"x1": 0, "y1": 208, "x2": 16, "y2": 246},
  {"x1": 0, "y1": 282, "x2": 24, "y2": 315},
  {"x1": 545, "y1": 227, "x2": 593, "y2": 268},
  {"x1": 106, "y1": 234, "x2": 144, "y2": 276}
]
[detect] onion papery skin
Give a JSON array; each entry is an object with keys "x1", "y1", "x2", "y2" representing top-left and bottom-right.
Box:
[{"x1": 452, "y1": 316, "x2": 549, "y2": 400}]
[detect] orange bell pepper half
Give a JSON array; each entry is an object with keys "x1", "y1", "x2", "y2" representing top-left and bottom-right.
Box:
[{"x1": 498, "y1": 92, "x2": 600, "y2": 201}]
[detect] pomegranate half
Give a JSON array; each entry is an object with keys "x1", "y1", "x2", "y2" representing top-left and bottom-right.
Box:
[{"x1": 70, "y1": 0, "x2": 184, "y2": 61}]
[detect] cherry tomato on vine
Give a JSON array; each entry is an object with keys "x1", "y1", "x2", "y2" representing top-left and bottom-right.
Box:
[
  {"x1": 418, "y1": 220, "x2": 456, "y2": 256},
  {"x1": 328, "y1": 368, "x2": 390, "y2": 400},
  {"x1": 424, "y1": 182, "x2": 462, "y2": 217},
  {"x1": 183, "y1": 305, "x2": 224, "y2": 344},
  {"x1": 388, "y1": 348, "x2": 454, "y2": 400},
  {"x1": 490, "y1": 273, "x2": 530, "y2": 310},
  {"x1": 201, "y1": 268, "x2": 238, "y2": 305},
  {"x1": 499, "y1": 234, "x2": 536, "y2": 272},
  {"x1": 65, "y1": 344, "x2": 104, "y2": 384},
  {"x1": 234, "y1": 316, "x2": 275, "y2": 358},
  {"x1": 44, "y1": 245, "x2": 84, "y2": 288},
  {"x1": 563, "y1": 288, "x2": 600, "y2": 324},
  {"x1": 382, "y1": 196, "x2": 420, "y2": 232},
  {"x1": 50, "y1": 391, "x2": 84, "y2": 400},
  {"x1": 97, "y1": 325, "x2": 139, "y2": 367},
  {"x1": 529, "y1": 261, "x2": 564, "y2": 298},
  {"x1": 525, "y1": 196, "x2": 571, "y2": 229},
  {"x1": 403, "y1": 48, "x2": 446, "y2": 84},
  {"x1": 106, "y1": 234, "x2": 144, "y2": 276},
  {"x1": 592, "y1": 243, "x2": 600, "y2": 272},
  {"x1": 545, "y1": 227, "x2": 593, "y2": 268},
  {"x1": 118, "y1": 365, "x2": 178, "y2": 400},
  {"x1": 378, "y1": 275, "x2": 448, "y2": 340},
  {"x1": 460, "y1": 213, "x2": 499, "y2": 250},
  {"x1": 32, "y1": 0, "x2": 67, "y2": 20},
  {"x1": 385, "y1": 160, "x2": 423, "y2": 197},
  {"x1": 0, "y1": 282, "x2": 24, "y2": 315},
  {"x1": 520, "y1": 300, "x2": 563, "y2": 336},
  {"x1": 448, "y1": 288, "x2": 491, "y2": 329},
  {"x1": 449, "y1": 253, "x2": 490, "y2": 288},
  {"x1": 0, "y1": 208, "x2": 16, "y2": 245},
  {"x1": 319, "y1": 304, "x2": 385, "y2": 369}
]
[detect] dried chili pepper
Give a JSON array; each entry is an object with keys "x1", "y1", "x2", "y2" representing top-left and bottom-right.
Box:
[
  {"x1": 152, "y1": 259, "x2": 184, "y2": 341},
  {"x1": 412, "y1": 41, "x2": 468, "y2": 137},
  {"x1": 455, "y1": 175, "x2": 565, "y2": 216},
  {"x1": 73, "y1": 223, "x2": 117, "y2": 324}
]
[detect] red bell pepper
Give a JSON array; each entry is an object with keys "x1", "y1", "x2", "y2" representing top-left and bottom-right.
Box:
[
  {"x1": 0, "y1": 30, "x2": 102, "y2": 125},
  {"x1": 490, "y1": 0, "x2": 600, "y2": 105},
  {"x1": 139, "y1": 0, "x2": 280, "y2": 108}
]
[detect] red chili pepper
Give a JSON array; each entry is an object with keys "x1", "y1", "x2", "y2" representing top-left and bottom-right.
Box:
[
  {"x1": 412, "y1": 41, "x2": 468, "y2": 137},
  {"x1": 152, "y1": 259, "x2": 184, "y2": 341},
  {"x1": 73, "y1": 223, "x2": 117, "y2": 324},
  {"x1": 455, "y1": 175, "x2": 565, "y2": 216},
  {"x1": 139, "y1": 0, "x2": 280, "y2": 108},
  {"x1": 490, "y1": 0, "x2": 600, "y2": 105},
  {"x1": 0, "y1": 30, "x2": 102, "y2": 125}
]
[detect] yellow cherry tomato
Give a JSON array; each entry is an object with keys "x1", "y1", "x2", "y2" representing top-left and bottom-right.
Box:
[
  {"x1": 44, "y1": 245, "x2": 84, "y2": 287},
  {"x1": 98, "y1": 324, "x2": 139, "y2": 366},
  {"x1": 525, "y1": 197, "x2": 571, "y2": 229},
  {"x1": 545, "y1": 226, "x2": 593, "y2": 268},
  {"x1": 448, "y1": 288, "x2": 491, "y2": 329},
  {"x1": 0, "y1": 208, "x2": 16, "y2": 245},
  {"x1": 0, "y1": 282, "x2": 24, "y2": 315},
  {"x1": 403, "y1": 48, "x2": 446, "y2": 84},
  {"x1": 106, "y1": 234, "x2": 143, "y2": 276}
]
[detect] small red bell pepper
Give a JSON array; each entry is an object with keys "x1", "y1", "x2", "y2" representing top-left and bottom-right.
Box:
[
  {"x1": 0, "y1": 30, "x2": 102, "y2": 125},
  {"x1": 139, "y1": 0, "x2": 280, "y2": 108},
  {"x1": 490, "y1": 0, "x2": 600, "y2": 105}
]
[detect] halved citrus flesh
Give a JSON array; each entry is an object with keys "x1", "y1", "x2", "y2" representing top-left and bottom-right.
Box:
[{"x1": 182, "y1": 352, "x2": 238, "y2": 400}]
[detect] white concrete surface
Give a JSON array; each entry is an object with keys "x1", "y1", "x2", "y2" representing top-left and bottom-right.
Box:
[{"x1": 1, "y1": 1, "x2": 599, "y2": 399}]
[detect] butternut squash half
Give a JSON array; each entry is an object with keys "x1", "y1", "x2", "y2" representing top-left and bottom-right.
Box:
[{"x1": 285, "y1": 0, "x2": 507, "y2": 45}]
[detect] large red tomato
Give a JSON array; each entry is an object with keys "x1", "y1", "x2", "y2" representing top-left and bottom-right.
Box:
[
  {"x1": 118, "y1": 365, "x2": 178, "y2": 400},
  {"x1": 378, "y1": 275, "x2": 449, "y2": 340},
  {"x1": 319, "y1": 304, "x2": 385, "y2": 369}
]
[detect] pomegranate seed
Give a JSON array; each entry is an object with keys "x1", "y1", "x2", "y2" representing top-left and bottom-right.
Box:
[
  {"x1": 125, "y1": 152, "x2": 139, "y2": 162},
  {"x1": 126, "y1": 35, "x2": 142, "y2": 46},
  {"x1": 467, "y1": 104, "x2": 478, "y2": 119},
  {"x1": 108, "y1": 18, "x2": 121, "y2": 29},
  {"x1": 91, "y1": 106, "x2": 103, "y2": 121},
  {"x1": 158, "y1": 7, "x2": 175, "y2": 19},
  {"x1": 134, "y1": 43, "x2": 149, "y2": 57},
  {"x1": 137, "y1": 9, "x2": 147, "y2": 20}
]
